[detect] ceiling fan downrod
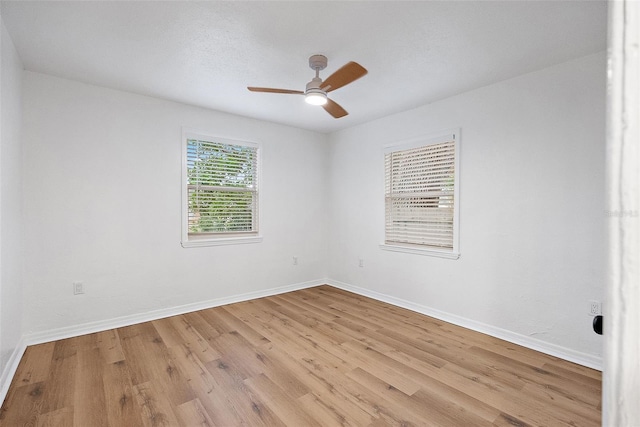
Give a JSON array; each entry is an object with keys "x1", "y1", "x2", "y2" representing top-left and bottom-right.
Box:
[{"x1": 305, "y1": 55, "x2": 329, "y2": 105}]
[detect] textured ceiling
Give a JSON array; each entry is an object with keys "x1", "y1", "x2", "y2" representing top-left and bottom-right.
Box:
[{"x1": 1, "y1": 1, "x2": 607, "y2": 133}]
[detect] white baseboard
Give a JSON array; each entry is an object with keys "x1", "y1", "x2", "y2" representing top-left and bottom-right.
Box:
[
  {"x1": 0, "y1": 336, "x2": 27, "y2": 407},
  {"x1": 24, "y1": 278, "x2": 325, "y2": 346},
  {"x1": 327, "y1": 279, "x2": 603, "y2": 371}
]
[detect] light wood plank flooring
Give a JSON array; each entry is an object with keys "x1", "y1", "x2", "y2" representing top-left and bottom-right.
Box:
[{"x1": 0, "y1": 285, "x2": 601, "y2": 426}]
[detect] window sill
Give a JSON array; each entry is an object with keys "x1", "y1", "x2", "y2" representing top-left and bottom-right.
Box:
[
  {"x1": 379, "y1": 244, "x2": 460, "y2": 259},
  {"x1": 182, "y1": 236, "x2": 263, "y2": 248}
]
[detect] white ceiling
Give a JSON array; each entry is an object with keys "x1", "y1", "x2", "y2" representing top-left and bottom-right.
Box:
[{"x1": 1, "y1": 1, "x2": 607, "y2": 134}]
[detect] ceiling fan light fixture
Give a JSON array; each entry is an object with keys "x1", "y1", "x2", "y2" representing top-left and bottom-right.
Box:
[{"x1": 305, "y1": 89, "x2": 327, "y2": 106}]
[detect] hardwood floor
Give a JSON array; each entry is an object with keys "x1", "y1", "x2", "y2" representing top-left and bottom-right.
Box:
[{"x1": 0, "y1": 285, "x2": 602, "y2": 426}]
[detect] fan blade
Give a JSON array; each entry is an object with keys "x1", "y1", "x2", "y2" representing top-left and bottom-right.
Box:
[
  {"x1": 247, "y1": 87, "x2": 303, "y2": 95},
  {"x1": 323, "y1": 98, "x2": 348, "y2": 118},
  {"x1": 320, "y1": 62, "x2": 367, "y2": 93}
]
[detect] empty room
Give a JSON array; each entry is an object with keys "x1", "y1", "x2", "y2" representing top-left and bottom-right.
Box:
[{"x1": 0, "y1": 1, "x2": 637, "y2": 426}]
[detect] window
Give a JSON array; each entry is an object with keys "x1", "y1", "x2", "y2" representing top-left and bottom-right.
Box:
[
  {"x1": 381, "y1": 130, "x2": 460, "y2": 258},
  {"x1": 181, "y1": 131, "x2": 261, "y2": 247}
]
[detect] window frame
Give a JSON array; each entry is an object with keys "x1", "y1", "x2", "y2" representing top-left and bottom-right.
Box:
[
  {"x1": 380, "y1": 129, "x2": 460, "y2": 259},
  {"x1": 181, "y1": 129, "x2": 262, "y2": 248}
]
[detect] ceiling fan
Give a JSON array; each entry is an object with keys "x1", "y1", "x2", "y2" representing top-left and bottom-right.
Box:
[{"x1": 247, "y1": 54, "x2": 367, "y2": 119}]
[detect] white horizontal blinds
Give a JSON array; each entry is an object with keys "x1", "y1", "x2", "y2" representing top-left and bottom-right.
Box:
[
  {"x1": 385, "y1": 140, "x2": 455, "y2": 249},
  {"x1": 187, "y1": 139, "x2": 258, "y2": 235}
]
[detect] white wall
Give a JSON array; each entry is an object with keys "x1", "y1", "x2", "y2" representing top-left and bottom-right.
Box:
[
  {"x1": 327, "y1": 52, "x2": 606, "y2": 365},
  {"x1": 22, "y1": 72, "x2": 329, "y2": 334},
  {"x1": 0, "y1": 17, "x2": 24, "y2": 378}
]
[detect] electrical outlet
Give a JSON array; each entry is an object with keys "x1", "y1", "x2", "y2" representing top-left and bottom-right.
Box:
[
  {"x1": 73, "y1": 281, "x2": 84, "y2": 295},
  {"x1": 292, "y1": 256, "x2": 298, "y2": 266},
  {"x1": 588, "y1": 300, "x2": 601, "y2": 316},
  {"x1": 358, "y1": 258, "x2": 364, "y2": 267}
]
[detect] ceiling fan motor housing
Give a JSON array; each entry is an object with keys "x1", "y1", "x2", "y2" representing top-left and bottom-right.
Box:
[
  {"x1": 306, "y1": 77, "x2": 324, "y2": 92},
  {"x1": 305, "y1": 77, "x2": 327, "y2": 105}
]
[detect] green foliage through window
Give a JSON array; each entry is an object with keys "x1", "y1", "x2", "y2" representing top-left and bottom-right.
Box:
[{"x1": 187, "y1": 139, "x2": 258, "y2": 234}]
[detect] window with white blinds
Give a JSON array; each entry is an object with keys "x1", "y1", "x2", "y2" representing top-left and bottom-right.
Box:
[
  {"x1": 181, "y1": 132, "x2": 261, "y2": 247},
  {"x1": 383, "y1": 131, "x2": 459, "y2": 258}
]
